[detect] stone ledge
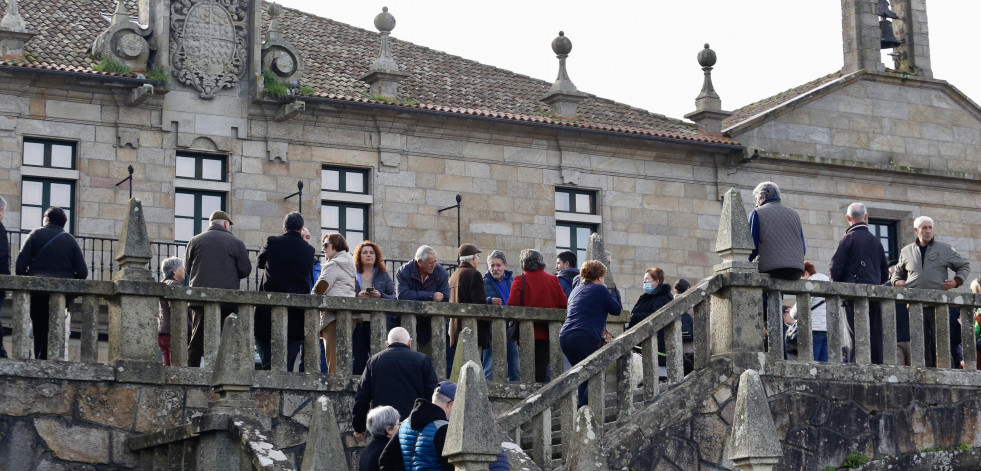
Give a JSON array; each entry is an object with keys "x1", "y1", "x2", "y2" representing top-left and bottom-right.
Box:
[
  {"x1": 766, "y1": 361, "x2": 981, "y2": 387},
  {"x1": 0, "y1": 358, "x2": 114, "y2": 381}
]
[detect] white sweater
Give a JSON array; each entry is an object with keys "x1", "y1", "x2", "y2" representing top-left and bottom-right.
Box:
[{"x1": 789, "y1": 272, "x2": 829, "y2": 332}]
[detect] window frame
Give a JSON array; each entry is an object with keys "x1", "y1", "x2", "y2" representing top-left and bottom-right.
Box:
[
  {"x1": 555, "y1": 188, "x2": 597, "y2": 215},
  {"x1": 22, "y1": 137, "x2": 76, "y2": 169},
  {"x1": 176, "y1": 152, "x2": 227, "y2": 182},
  {"x1": 869, "y1": 218, "x2": 899, "y2": 265},
  {"x1": 21, "y1": 177, "x2": 76, "y2": 233},
  {"x1": 320, "y1": 201, "x2": 370, "y2": 246},
  {"x1": 321, "y1": 165, "x2": 370, "y2": 195},
  {"x1": 174, "y1": 189, "x2": 227, "y2": 244},
  {"x1": 556, "y1": 221, "x2": 597, "y2": 263}
]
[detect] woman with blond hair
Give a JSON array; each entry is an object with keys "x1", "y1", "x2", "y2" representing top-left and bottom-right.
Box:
[{"x1": 313, "y1": 233, "x2": 356, "y2": 374}]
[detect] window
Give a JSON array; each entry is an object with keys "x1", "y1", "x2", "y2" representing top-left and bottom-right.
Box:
[
  {"x1": 555, "y1": 188, "x2": 595, "y2": 214},
  {"x1": 23, "y1": 138, "x2": 75, "y2": 169},
  {"x1": 869, "y1": 219, "x2": 899, "y2": 265},
  {"x1": 22, "y1": 178, "x2": 75, "y2": 233},
  {"x1": 176, "y1": 152, "x2": 226, "y2": 181},
  {"x1": 174, "y1": 190, "x2": 225, "y2": 243},
  {"x1": 555, "y1": 188, "x2": 600, "y2": 260},
  {"x1": 321, "y1": 166, "x2": 371, "y2": 247}
]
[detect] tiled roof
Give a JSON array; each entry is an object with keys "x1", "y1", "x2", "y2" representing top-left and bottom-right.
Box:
[
  {"x1": 722, "y1": 71, "x2": 843, "y2": 130},
  {"x1": 12, "y1": 0, "x2": 738, "y2": 146}
]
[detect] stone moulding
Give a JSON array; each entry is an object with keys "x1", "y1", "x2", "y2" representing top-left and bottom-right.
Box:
[{"x1": 170, "y1": 0, "x2": 249, "y2": 99}]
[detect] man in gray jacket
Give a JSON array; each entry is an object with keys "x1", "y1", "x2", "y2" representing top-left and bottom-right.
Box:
[
  {"x1": 891, "y1": 215, "x2": 970, "y2": 367},
  {"x1": 185, "y1": 210, "x2": 252, "y2": 367}
]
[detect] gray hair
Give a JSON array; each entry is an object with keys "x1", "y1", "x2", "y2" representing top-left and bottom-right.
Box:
[
  {"x1": 519, "y1": 249, "x2": 546, "y2": 271},
  {"x1": 486, "y1": 250, "x2": 506, "y2": 265},
  {"x1": 432, "y1": 391, "x2": 453, "y2": 406},
  {"x1": 414, "y1": 245, "x2": 437, "y2": 262},
  {"x1": 161, "y1": 257, "x2": 184, "y2": 279},
  {"x1": 366, "y1": 405, "x2": 400, "y2": 437},
  {"x1": 0, "y1": 195, "x2": 6, "y2": 210},
  {"x1": 846, "y1": 203, "x2": 867, "y2": 220},
  {"x1": 387, "y1": 327, "x2": 410, "y2": 344},
  {"x1": 913, "y1": 215, "x2": 934, "y2": 229},
  {"x1": 459, "y1": 254, "x2": 477, "y2": 264},
  {"x1": 752, "y1": 181, "x2": 780, "y2": 202}
]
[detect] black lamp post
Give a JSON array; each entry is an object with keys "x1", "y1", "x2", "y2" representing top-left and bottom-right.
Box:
[
  {"x1": 115, "y1": 165, "x2": 134, "y2": 199},
  {"x1": 438, "y1": 194, "x2": 462, "y2": 249},
  {"x1": 284, "y1": 181, "x2": 303, "y2": 213}
]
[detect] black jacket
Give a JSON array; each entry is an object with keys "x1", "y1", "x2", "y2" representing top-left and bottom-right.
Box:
[
  {"x1": 0, "y1": 221, "x2": 9, "y2": 276},
  {"x1": 628, "y1": 283, "x2": 673, "y2": 328},
  {"x1": 359, "y1": 433, "x2": 391, "y2": 471},
  {"x1": 257, "y1": 231, "x2": 315, "y2": 295},
  {"x1": 352, "y1": 343, "x2": 439, "y2": 434},
  {"x1": 378, "y1": 398, "x2": 451, "y2": 471},
  {"x1": 829, "y1": 223, "x2": 889, "y2": 285},
  {"x1": 15, "y1": 224, "x2": 87, "y2": 279}
]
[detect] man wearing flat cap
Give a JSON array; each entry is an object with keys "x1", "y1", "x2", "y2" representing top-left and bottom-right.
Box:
[
  {"x1": 185, "y1": 210, "x2": 252, "y2": 367},
  {"x1": 448, "y1": 244, "x2": 489, "y2": 376}
]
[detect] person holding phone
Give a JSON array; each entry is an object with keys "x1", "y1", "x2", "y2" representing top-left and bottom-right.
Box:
[{"x1": 353, "y1": 241, "x2": 396, "y2": 373}]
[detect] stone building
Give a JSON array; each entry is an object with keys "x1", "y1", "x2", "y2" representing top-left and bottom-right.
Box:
[{"x1": 0, "y1": 0, "x2": 976, "y2": 303}]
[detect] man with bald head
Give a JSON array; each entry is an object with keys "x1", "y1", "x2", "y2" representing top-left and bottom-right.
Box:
[
  {"x1": 351, "y1": 327, "x2": 439, "y2": 442},
  {"x1": 829, "y1": 203, "x2": 890, "y2": 363}
]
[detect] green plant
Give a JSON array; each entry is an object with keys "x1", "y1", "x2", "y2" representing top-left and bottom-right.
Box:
[
  {"x1": 842, "y1": 452, "x2": 870, "y2": 468},
  {"x1": 821, "y1": 466, "x2": 837, "y2": 471},
  {"x1": 298, "y1": 85, "x2": 315, "y2": 95},
  {"x1": 145, "y1": 66, "x2": 168, "y2": 83},
  {"x1": 262, "y1": 69, "x2": 289, "y2": 99},
  {"x1": 366, "y1": 93, "x2": 420, "y2": 106},
  {"x1": 92, "y1": 57, "x2": 133, "y2": 75},
  {"x1": 958, "y1": 443, "x2": 972, "y2": 451},
  {"x1": 923, "y1": 445, "x2": 944, "y2": 452}
]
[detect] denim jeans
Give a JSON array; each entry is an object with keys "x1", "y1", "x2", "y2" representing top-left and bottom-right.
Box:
[
  {"x1": 812, "y1": 331, "x2": 828, "y2": 362},
  {"x1": 481, "y1": 348, "x2": 493, "y2": 380},
  {"x1": 506, "y1": 340, "x2": 520, "y2": 381}
]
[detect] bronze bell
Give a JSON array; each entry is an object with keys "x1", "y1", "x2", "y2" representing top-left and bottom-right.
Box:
[{"x1": 880, "y1": 18, "x2": 901, "y2": 49}]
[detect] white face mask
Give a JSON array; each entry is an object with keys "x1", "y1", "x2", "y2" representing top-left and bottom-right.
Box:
[{"x1": 643, "y1": 282, "x2": 654, "y2": 294}]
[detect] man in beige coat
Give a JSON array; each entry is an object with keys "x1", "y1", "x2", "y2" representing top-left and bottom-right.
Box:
[{"x1": 892, "y1": 216, "x2": 970, "y2": 367}]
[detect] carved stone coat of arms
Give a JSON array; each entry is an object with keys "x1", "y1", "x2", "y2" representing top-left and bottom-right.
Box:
[{"x1": 170, "y1": 0, "x2": 249, "y2": 99}]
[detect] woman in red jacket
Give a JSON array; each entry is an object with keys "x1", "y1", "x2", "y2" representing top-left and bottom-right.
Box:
[{"x1": 507, "y1": 249, "x2": 568, "y2": 382}]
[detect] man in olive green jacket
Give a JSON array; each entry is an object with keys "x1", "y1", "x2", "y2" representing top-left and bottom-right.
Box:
[{"x1": 892, "y1": 216, "x2": 970, "y2": 367}]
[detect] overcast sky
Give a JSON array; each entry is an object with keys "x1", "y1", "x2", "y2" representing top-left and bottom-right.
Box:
[{"x1": 274, "y1": 1, "x2": 981, "y2": 122}]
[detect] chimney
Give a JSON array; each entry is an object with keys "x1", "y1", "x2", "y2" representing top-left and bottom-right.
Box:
[
  {"x1": 360, "y1": 6, "x2": 408, "y2": 99},
  {"x1": 540, "y1": 31, "x2": 584, "y2": 118},
  {"x1": 842, "y1": 0, "x2": 886, "y2": 73},
  {"x1": 0, "y1": 0, "x2": 37, "y2": 61},
  {"x1": 684, "y1": 44, "x2": 732, "y2": 135},
  {"x1": 890, "y1": 0, "x2": 932, "y2": 77}
]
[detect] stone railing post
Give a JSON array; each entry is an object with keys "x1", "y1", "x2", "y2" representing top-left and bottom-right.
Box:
[
  {"x1": 210, "y1": 313, "x2": 255, "y2": 416},
  {"x1": 564, "y1": 405, "x2": 607, "y2": 470},
  {"x1": 444, "y1": 361, "x2": 501, "y2": 471},
  {"x1": 108, "y1": 198, "x2": 162, "y2": 367},
  {"x1": 727, "y1": 369, "x2": 782, "y2": 471},
  {"x1": 450, "y1": 326, "x2": 480, "y2": 382},
  {"x1": 711, "y1": 188, "x2": 765, "y2": 368}
]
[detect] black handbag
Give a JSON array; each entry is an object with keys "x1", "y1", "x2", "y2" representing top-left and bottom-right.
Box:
[{"x1": 506, "y1": 275, "x2": 526, "y2": 342}]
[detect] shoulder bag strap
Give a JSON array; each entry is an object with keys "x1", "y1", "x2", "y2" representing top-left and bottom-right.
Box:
[
  {"x1": 520, "y1": 274, "x2": 526, "y2": 306},
  {"x1": 36, "y1": 231, "x2": 66, "y2": 258}
]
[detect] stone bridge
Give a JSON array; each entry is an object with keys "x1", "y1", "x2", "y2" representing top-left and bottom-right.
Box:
[{"x1": 2, "y1": 191, "x2": 981, "y2": 470}]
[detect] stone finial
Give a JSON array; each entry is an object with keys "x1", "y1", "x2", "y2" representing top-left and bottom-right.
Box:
[
  {"x1": 541, "y1": 31, "x2": 584, "y2": 118},
  {"x1": 564, "y1": 405, "x2": 607, "y2": 470},
  {"x1": 684, "y1": 43, "x2": 733, "y2": 134},
  {"x1": 90, "y1": 0, "x2": 151, "y2": 72},
  {"x1": 211, "y1": 313, "x2": 254, "y2": 392},
  {"x1": 444, "y1": 361, "x2": 501, "y2": 469},
  {"x1": 842, "y1": 0, "x2": 887, "y2": 74},
  {"x1": 300, "y1": 396, "x2": 349, "y2": 471},
  {"x1": 262, "y1": 2, "x2": 304, "y2": 81},
  {"x1": 360, "y1": 6, "x2": 408, "y2": 99},
  {"x1": 715, "y1": 188, "x2": 756, "y2": 273},
  {"x1": 726, "y1": 369, "x2": 782, "y2": 471},
  {"x1": 450, "y1": 326, "x2": 480, "y2": 382},
  {"x1": 584, "y1": 232, "x2": 617, "y2": 291},
  {"x1": 114, "y1": 198, "x2": 153, "y2": 281},
  {"x1": 0, "y1": 0, "x2": 37, "y2": 61}
]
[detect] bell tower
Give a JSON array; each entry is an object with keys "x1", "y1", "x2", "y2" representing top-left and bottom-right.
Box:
[{"x1": 841, "y1": 0, "x2": 931, "y2": 77}]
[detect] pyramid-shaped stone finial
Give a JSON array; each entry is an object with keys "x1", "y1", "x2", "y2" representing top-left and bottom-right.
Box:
[
  {"x1": 360, "y1": 6, "x2": 408, "y2": 99},
  {"x1": 301, "y1": 396, "x2": 349, "y2": 471},
  {"x1": 684, "y1": 44, "x2": 732, "y2": 134},
  {"x1": 450, "y1": 326, "x2": 480, "y2": 382},
  {"x1": 0, "y1": 0, "x2": 37, "y2": 61},
  {"x1": 541, "y1": 31, "x2": 584, "y2": 118},
  {"x1": 715, "y1": 188, "x2": 756, "y2": 273},
  {"x1": 114, "y1": 198, "x2": 153, "y2": 281},
  {"x1": 565, "y1": 405, "x2": 607, "y2": 470},
  {"x1": 211, "y1": 314, "x2": 254, "y2": 391},
  {"x1": 444, "y1": 361, "x2": 501, "y2": 469},
  {"x1": 584, "y1": 232, "x2": 617, "y2": 290},
  {"x1": 726, "y1": 369, "x2": 782, "y2": 470}
]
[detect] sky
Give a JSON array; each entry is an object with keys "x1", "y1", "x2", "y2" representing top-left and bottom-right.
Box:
[{"x1": 273, "y1": 0, "x2": 981, "y2": 121}]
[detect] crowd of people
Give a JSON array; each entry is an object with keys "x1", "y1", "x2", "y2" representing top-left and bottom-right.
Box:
[{"x1": 5, "y1": 180, "x2": 981, "y2": 467}]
